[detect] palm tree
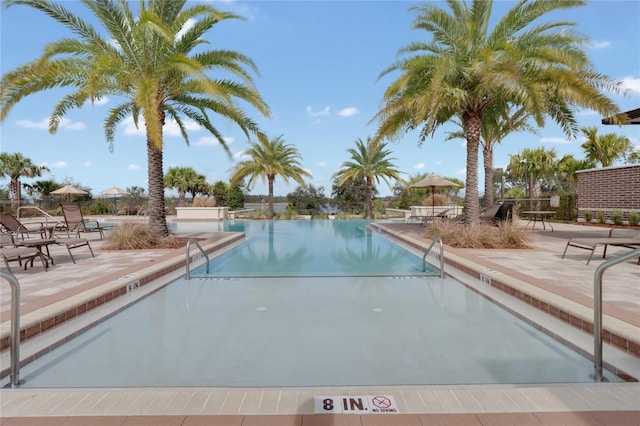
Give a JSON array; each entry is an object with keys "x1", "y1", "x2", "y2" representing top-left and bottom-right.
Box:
[
  {"x1": 229, "y1": 135, "x2": 311, "y2": 219},
  {"x1": 164, "y1": 166, "x2": 203, "y2": 206},
  {"x1": 580, "y1": 126, "x2": 632, "y2": 168},
  {"x1": 0, "y1": 152, "x2": 49, "y2": 210},
  {"x1": 333, "y1": 138, "x2": 403, "y2": 219},
  {"x1": 447, "y1": 103, "x2": 538, "y2": 206},
  {"x1": 556, "y1": 155, "x2": 594, "y2": 192},
  {"x1": 23, "y1": 179, "x2": 61, "y2": 208},
  {"x1": 373, "y1": 0, "x2": 621, "y2": 225},
  {"x1": 1, "y1": 0, "x2": 270, "y2": 236},
  {"x1": 507, "y1": 147, "x2": 557, "y2": 211}
]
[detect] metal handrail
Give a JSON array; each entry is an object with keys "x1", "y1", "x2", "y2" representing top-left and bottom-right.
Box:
[
  {"x1": 185, "y1": 238, "x2": 210, "y2": 280},
  {"x1": 16, "y1": 205, "x2": 64, "y2": 227},
  {"x1": 422, "y1": 236, "x2": 444, "y2": 279},
  {"x1": 592, "y1": 247, "x2": 640, "y2": 382},
  {"x1": 1, "y1": 269, "x2": 21, "y2": 387}
]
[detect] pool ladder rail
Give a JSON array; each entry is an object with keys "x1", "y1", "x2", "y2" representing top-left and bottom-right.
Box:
[
  {"x1": 1, "y1": 269, "x2": 20, "y2": 388},
  {"x1": 422, "y1": 236, "x2": 444, "y2": 279},
  {"x1": 185, "y1": 238, "x2": 210, "y2": 280}
]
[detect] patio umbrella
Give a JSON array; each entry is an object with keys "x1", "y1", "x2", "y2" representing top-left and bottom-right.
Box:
[
  {"x1": 409, "y1": 173, "x2": 460, "y2": 217},
  {"x1": 51, "y1": 184, "x2": 88, "y2": 202},
  {"x1": 100, "y1": 186, "x2": 129, "y2": 213}
]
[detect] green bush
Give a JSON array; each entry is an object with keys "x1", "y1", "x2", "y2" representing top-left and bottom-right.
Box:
[
  {"x1": 629, "y1": 210, "x2": 639, "y2": 226},
  {"x1": 584, "y1": 210, "x2": 592, "y2": 222},
  {"x1": 612, "y1": 209, "x2": 623, "y2": 225},
  {"x1": 596, "y1": 209, "x2": 605, "y2": 223}
]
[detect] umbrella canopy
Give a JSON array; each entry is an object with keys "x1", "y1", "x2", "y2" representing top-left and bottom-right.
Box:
[
  {"x1": 100, "y1": 186, "x2": 128, "y2": 196},
  {"x1": 100, "y1": 187, "x2": 129, "y2": 213},
  {"x1": 51, "y1": 184, "x2": 88, "y2": 195},
  {"x1": 409, "y1": 174, "x2": 460, "y2": 217}
]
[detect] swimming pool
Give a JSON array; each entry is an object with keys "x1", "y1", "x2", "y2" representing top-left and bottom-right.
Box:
[
  {"x1": 2, "y1": 220, "x2": 621, "y2": 387},
  {"x1": 186, "y1": 220, "x2": 439, "y2": 276}
]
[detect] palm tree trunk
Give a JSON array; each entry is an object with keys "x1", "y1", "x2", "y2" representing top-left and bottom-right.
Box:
[
  {"x1": 463, "y1": 111, "x2": 482, "y2": 225},
  {"x1": 268, "y1": 175, "x2": 274, "y2": 220},
  {"x1": 483, "y1": 145, "x2": 494, "y2": 207},
  {"x1": 9, "y1": 179, "x2": 20, "y2": 211},
  {"x1": 146, "y1": 138, "x2": 170, "y2": 237},
  {"x1": 366, "y1": 176, "x2": 373, "y2": 219}
]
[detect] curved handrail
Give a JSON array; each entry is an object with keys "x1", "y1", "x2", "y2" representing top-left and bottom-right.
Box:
[
  {"x1": 185, "y1": 238, "x2": 210, "y2": 280},
  {"x1": 592, "y1": 247, "x2": 640, "y2": 382},
  {"x1": 422, "y1": 236, "x2": 444, "y2": 279},
  {"x1": 0, "y1": 269, "x2": 21, "y2": 387},
  {"x1": 16, "y1": 205, "x2": 64, "y2": 227}
]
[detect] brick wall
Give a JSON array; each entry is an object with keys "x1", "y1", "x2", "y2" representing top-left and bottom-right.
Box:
[{"x1": 576, "y1": 164, "x2": 640, "y2": 223}]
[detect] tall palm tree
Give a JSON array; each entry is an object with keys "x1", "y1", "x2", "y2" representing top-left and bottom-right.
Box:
[
  {"x1": 373, "y1": 0, "x2": 621, "y2": 225},
  {"x1": 507, "y1": 147, "x2": 557, "y2": 211},
  {"x1": 1, "y1": 0, "x2": 270, "y2": 236},
  {"x1": 229, "y1": 135, "x2": 311, "y2": 219},
  {"x1": 580, "y1": 126, "x2": 632, "y2": 168},
  {"x1": 23, "y1": 179, "x2": 61, "y2": 208},
  {"x1": 0, "y1": 152, "x2": 49, "y2": 210},
  {"x1": 333, "y1": 138, "x2": 403, "y2": 219},
  {"x1": 446, "y1": 103, "x2": 538, "y2": 206}
]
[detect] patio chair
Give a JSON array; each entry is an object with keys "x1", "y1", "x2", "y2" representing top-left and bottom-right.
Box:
[
  {"x1": 55, "y1": 236, "x2": 95, "y2": 263},
  {"x1": 561, "y1": 230, "x2": 640, "y2": 265},
  {"x1": 59, "y1": 203, "x2": 108, "y2": 240},
  {"x1": 480, "y1": 204, "x2": 513, "y2": 225},
  {"x1": 0, "y1": 233, "x2": 48, "y2": 272},
  {"x1": 0, "y1": 212, "x2": 47, "y2": 239}
]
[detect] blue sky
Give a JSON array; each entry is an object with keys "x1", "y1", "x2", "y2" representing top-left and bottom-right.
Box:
[{"x1": 1, "y1": 0, "x2": 639, "y2": 199}]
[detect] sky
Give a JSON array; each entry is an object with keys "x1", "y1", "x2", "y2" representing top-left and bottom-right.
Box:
[{"x1": 1, "y1": 0, "x2": 639, "y2": 199}]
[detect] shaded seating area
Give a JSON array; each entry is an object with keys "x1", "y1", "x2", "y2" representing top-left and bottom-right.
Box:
[
  {"x1": 561, "y1": 230, "x2": 640, "y2": 265},
  {"x1": 0, "y1": 233, "x2": 48, "y2": 272},
  {"x1": 59, "y1": 203, "x2": 109, "y2": 239},
  {"x1": 481, "y1": 204, "x2": 513, "y2": 225}
]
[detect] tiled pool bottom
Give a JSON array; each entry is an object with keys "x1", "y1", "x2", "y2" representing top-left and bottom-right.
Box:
[{"x1": 10, "y1": 275, "x2": 620, "y2": 388}]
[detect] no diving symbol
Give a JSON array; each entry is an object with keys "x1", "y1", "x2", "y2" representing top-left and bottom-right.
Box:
[{"x1": 371, "y1": 396, "x2": 392, "y2": 409}]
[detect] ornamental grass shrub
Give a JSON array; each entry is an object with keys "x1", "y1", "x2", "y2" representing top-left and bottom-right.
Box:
[
  {"x1": 105, "y1": 223, "x2": 183, "y2": 249},
  {"x1": 426, "y1": 220, "x2": 529, "y2": 249}
]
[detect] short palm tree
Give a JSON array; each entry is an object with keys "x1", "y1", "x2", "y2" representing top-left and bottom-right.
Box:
[
  {"x1": 333, "y1": 138, "x2": 403, "y2": 219},
  {"x1": 507, "y1": 147, "x2": 557, "y2": 210},
  {"x1": 229, "y1": 135, "x2": 311, "y2": 219},
  {"x1": 580, "y1": 126, "x2": 632, "y2": 168},
  {"x1": 373, "y1": 0, "x2": 621, "y2": 225},
  {"x1": 0, "y1": 152, "x2": 49, "y2": 210},
  {"x1": 1, "y1": 0, "x2": 270, "y2": 236},
  {"x1": 23, "y1": 179, "x2": 61, "y2": 208},
  {"x1": 164, "y1": 166, "x2": 203, "y2": 206}
]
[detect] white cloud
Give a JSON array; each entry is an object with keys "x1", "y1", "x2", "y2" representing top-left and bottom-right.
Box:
[
  {"x1": 120, "y1": 116, "x2": 200, "y2": 137},
  {"x1": 338, "y1": 107, "x2": 359, "y2": 117},
  {"x1": 540, "y1": 136, "x2": 571, "y2": 144},
  {"x1": 589, "y1": 40, "x2": 610, "y2": 49},
  {"x1": 93, "y1": 97, "x2": 109, "y2": 106},
  {"x1": 176, "y1": 18, "x2": 196, "y2": 41},
  {"x1": 233, "y1": 150, "x2": 251, "y2": 161},
  {"x1": 414, "y1": 162, "x2": 425, "y2": 169},
  {"x1": 129, "y1": 164, "x2": 141, "y2": 170},
  {"x1": 15, "y1": 117, "x2": 85, "y2": 130},
  {"x1": 82, "y1": 161, "x2": 92, "y2": 167},
  {"x1": 619, "y1": 76, "x2": 640, "y2": 94},
  {"x1": 194, "y1": 136, "x2": 234, "y2": 146},
  {"x1": 315, "y1": 161, "x2": 326, "y2": 167},
  {"x1": 306, "y1": 106, "x2": 330, "y2": 117}
]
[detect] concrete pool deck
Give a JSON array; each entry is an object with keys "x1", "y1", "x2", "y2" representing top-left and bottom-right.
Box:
[{"x1": 0, "y1": 217, "x2": 639, "y2": 425}]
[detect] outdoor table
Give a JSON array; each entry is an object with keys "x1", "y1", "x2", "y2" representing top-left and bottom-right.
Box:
[
  {"x1": 522, "y1": 210, "x2": 555, "y2": 231},
  {"x1": 14, "y1": 238, "x2": 57, "y2": 265}
]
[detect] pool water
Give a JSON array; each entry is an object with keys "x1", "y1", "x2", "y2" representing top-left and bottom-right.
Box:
[
  {"x1": 184, "y1": 220, "x2": 438, "y2": 276},
  {"x1": 2, "y1": 220, "x2": 620, "y2": 387}
]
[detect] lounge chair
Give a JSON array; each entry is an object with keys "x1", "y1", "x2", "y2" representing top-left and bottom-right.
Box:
[
  {"x1": 407, "y1": 208, "x2": 454, "y2": 225},
  {"x1": 59, "y1": 203, "x2": 108, "y2": 239},
  {"x1": 480, "y1": 204, "x2": 513, "y2": 225},
  {"x1": 561, "y1": 230, "x2": 640, "y2": 265},
  {"x1": 0, "y1": 233, "x2": 48, "y2": 272},
  {"x1": 0, "y1": 212, "x2": 47, "y2": 239},
  {"x1": 55, "y1": 237, "x2": 95, "y2": 263}
]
